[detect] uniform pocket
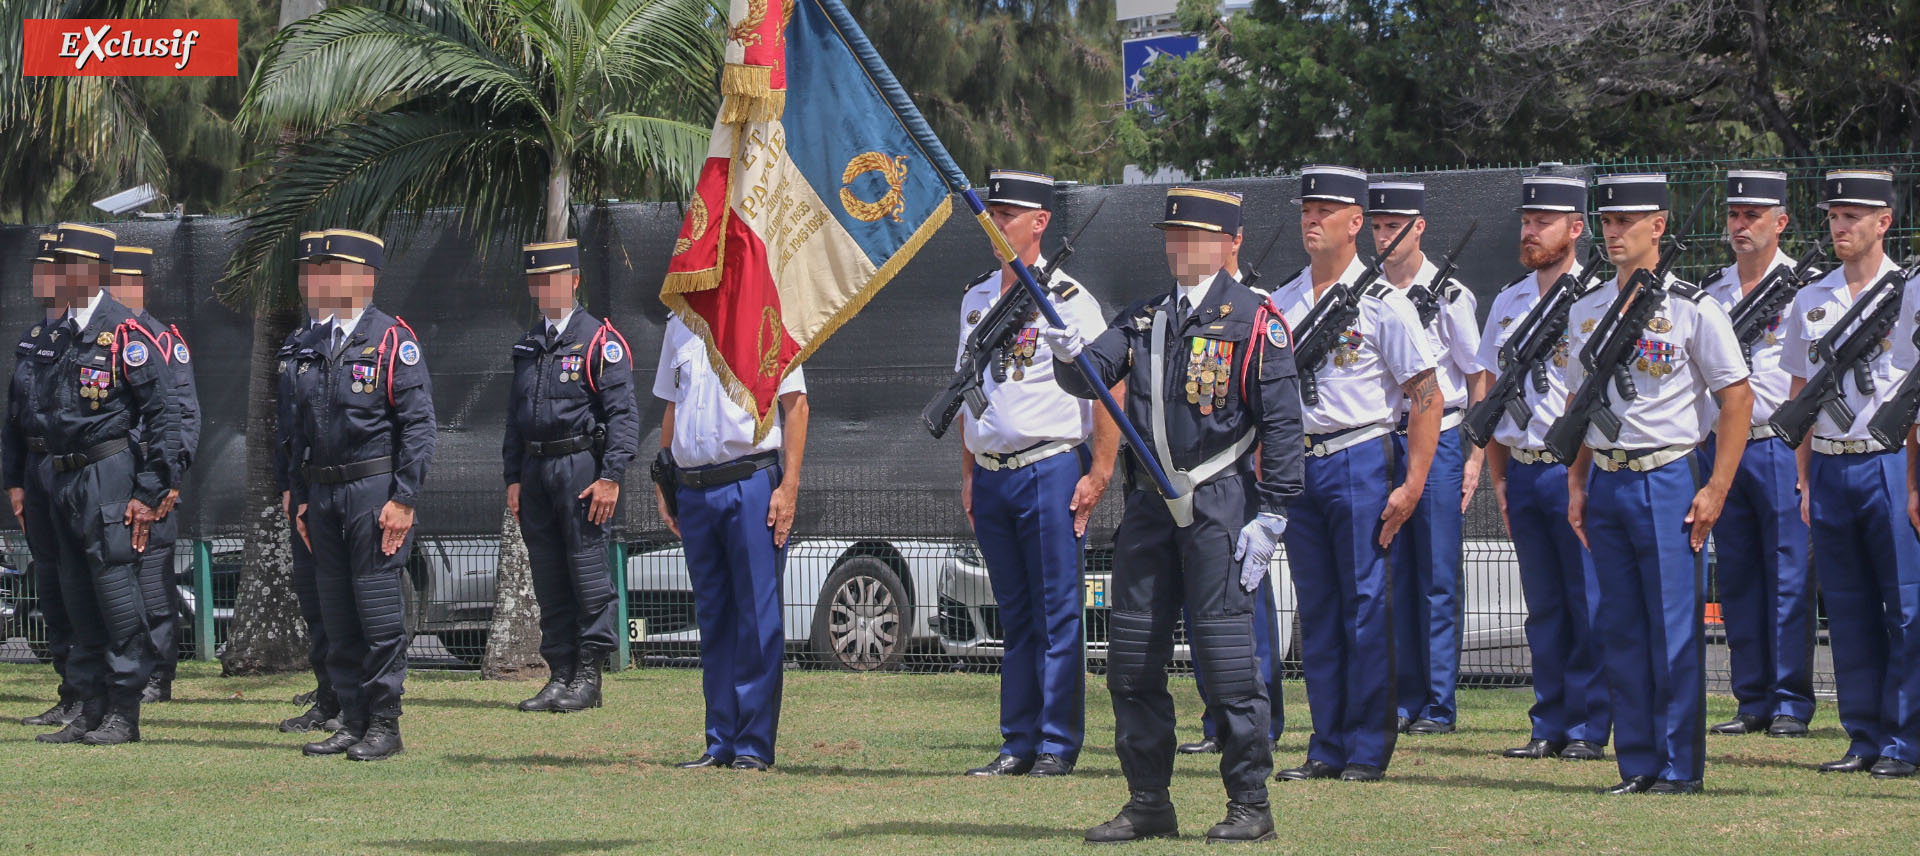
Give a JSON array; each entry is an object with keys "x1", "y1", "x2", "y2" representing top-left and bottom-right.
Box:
[{"x1": 92, "y1": 502, "x2": 137, "y2": 566}]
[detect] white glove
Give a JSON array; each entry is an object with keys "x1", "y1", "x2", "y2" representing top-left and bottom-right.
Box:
[
  {"x1": 1040, "y1": 323, "x2": 1085, "y2": 359},
  {"x1": 1233, "y1": 512, "x2": 1288, "y2": 592}
]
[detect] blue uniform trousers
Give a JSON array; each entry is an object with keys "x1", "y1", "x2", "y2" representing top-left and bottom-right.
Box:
[
  {"x1": 678, "y1": 463, "x2": 788, "y2": 764},
  {"x1": 1703, "y1": 437, "x2": 1814, "y2": 723},
  {"x1": 1506, "y1": 457, "x2": 1610, "y2": 745},
  {"x1": 1391, "y1": 429, "x2": 1465, "y2": 725}
]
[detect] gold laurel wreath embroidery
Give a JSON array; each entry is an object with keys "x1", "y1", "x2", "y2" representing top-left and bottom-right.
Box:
[
  {"x1": 728, "y1": 0, "x2": 768, "y2": 46},
  {"x1": 673, "y1": 196, "x2": 710, "y2": 256},
  {"x1": 758, "y1": 306, "x2": 783, "y2": 378},
  {"x1": 839, "y1": 152, "x2": 910, "y2": 223}
]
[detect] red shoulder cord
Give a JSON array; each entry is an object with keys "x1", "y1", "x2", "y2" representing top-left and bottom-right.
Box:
[
  {"x1": 1238, "y1": 299, "x2": 1293, "y2": 404},
  {"x1": 584, "y1": 321, "x2": 633, "y2": 394},
  {"x1": 382, "y1": 316, "x2": 418, "y2": 406}
]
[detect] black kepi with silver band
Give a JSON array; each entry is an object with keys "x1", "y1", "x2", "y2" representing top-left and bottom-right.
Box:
[
  {"x1": 1595, "y1": 173, "x2": 1669, "y2": 212},
  {"x1": 1366, "y1": 182, "x2": 1424, "y2": 216},
  {"x1": 1727, "y1": 170, "x2": 1788, "y2": 207},
  {"x1": 1818, "y1": 169, "x2": 1896, "y2": 209},
  {"x1": 985, "y1": 169, "x2": 1055, "y2": 211},
  {"x1": 1519, "y1": 175, "x2": 1588, "y2": 213}
]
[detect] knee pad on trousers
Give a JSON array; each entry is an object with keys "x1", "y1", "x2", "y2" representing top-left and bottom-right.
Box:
[
  {"x1": 1106, "y1": 610, "x2": 1167, "y2": 694},
  {"x1": 1190, "y1": 614, "x2": 1260, "y2": 701},
  {"x1": 569, "y1": 549, "x2": 615, "y2": 609},
  {"x1": 352, "y1": 571, "x2": 409, "y2": 644}
]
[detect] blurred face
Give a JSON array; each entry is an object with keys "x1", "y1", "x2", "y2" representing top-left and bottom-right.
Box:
[
  {"x1": 1727, "y1": 204, "x2": 1788, "y2": 257},
  {"x1": 1226, "y1": 229, "x2": 1244, "y2": 273},
  {"x1": 1164, "y1": 227, "x2": 1233, "y2": 288},
  {"x1": 109, "y1": 273, "x2": 145, "y2": 309},
  {"x1": 527, "y1": 270, "x2": 579, "y2": 313},
  {"x1": 303, "y1": 260, "x2": 377, "y2": 314},
  {"x1": 30, "y1": 261, "x2": 61, "y2": 306},
  {"x1": 47, "y1": 260, "x2": 105, "y2": 307},
  {"x1": 1827, "y1": 204, "x2": 1892, "y2": 263},
  {"x1": 1299, "y1": 201, "x2": 1362, "y2": 257},
  {"x1": 1518, "y1": 211, "x2": 1582, "y2": 270},
  {"x1": 1369, "y1": 214, "x2": 1424, "y2": 264},
  {"x1": 987, "y1": 204, "x2": 1050, "y2": 260},
  {"x1": 1598, "y1": 210, "x2": 1665, "y2": 268}
]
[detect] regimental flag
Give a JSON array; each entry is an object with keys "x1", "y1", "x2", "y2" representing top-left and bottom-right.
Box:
[{"x1": 663, "y1": 0, "x2": 968, "y2": 441}]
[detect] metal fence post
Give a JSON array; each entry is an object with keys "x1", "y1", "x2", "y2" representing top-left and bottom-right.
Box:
[
  {"x1": 609, "y1": 541, "x2": 630, "y2": 672},
  {"x1": 193, "y1": 540, "x2": 215, "y2": 661}
]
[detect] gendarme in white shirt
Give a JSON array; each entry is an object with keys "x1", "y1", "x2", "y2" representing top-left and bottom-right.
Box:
[
  {"x1": 1701, "y1": 249, "x2": 1801, "y2": 426},
  {"x1": 1563, "y1": 272, "x2": 1749, "y2": 450},
  {"x1": 652, "y1": 316, "x2": 806, "y2": 468},
  {"x1": 1475, "y1": 264, "x2": 1584, "y2": 451},
  {"x1": 1780, "y1": 255, "x2": 1906, "y2": 443},
  {"x1": 1268, "y1": 254, "x2": 1437, "y2": 435},
  {"x1": 955, "y1": 261, "x2": 1106, "y2": 455},
  {"x1": 1391, "y1": 253, "x2": 1481, "y2": 413}
]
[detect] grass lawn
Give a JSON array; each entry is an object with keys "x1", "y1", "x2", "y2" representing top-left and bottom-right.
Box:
[{"x1": 0, "y1": 662, "x2": 1914, "y2": 854}]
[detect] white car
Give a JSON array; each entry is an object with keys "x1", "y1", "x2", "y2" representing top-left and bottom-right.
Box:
[
  {"x1": 624, "y1": 538, "x2": 950, "y2": 671},
  {"x1": 937, "y1": 539, "x2": 1529, "y2": 670}
]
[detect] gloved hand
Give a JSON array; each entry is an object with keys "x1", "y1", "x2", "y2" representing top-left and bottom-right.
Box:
[
  {"x1": 1040, "y1": 323, "x2": 1085, "y2": 359},
  {"x1": 1233, "y1": 512, "x2": 1288, "y2": 591}
]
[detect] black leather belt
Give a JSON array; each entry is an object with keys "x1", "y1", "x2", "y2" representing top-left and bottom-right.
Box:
[
  {"x1": 679, "y1": 451, "x2": 778, "y2": 489},
  {"x1": 50, "y1": 438, "x2": 129, "y2": 473},
  {"x1": 528, "y1": 434, "x2": 595, "y2": 457},
  {"x1": 25, "y1": 436, "x2": 47, "y2": 453},
  {"x1": 304, "y1": 456, "x2": 394, "y2": 485}
]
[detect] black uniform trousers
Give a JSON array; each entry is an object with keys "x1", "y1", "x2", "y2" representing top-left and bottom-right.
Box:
[
  {"x1": 20, "y1": 451, "x2": 74, "y2": 695},
  {"x1": 306, "y1": 474, "x2": 412, "y2": 724},
  {"x1": 47, "y1": 449, "x2": 154, "y2": 708},
  {"x1": 1108, "y1": 471, "x2": 1272, "y2": 805},
  {"x1": 290, "y1": 514, "x2": 336, "y2": 710},
  {"x1": 136, "y1": 511, "x2": 187, "y2": 679},
  {"x1": 521, "y1": 449, "x2": 619, "y2": 674}
]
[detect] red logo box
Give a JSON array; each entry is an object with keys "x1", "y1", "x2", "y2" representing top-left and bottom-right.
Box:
[{"x1": 22, "y1": 19, "x2": 239, "y2": 77}]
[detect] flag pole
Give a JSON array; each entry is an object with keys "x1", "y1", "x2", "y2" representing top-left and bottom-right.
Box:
[{"x1": 957, "y1": 188, "x2": 1182, "y2": 500}]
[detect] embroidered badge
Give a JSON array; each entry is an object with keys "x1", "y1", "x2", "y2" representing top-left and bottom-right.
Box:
[
  {"x1": 123, "y1": 341, "x2": 148, "y2": 366},
  {"x1": 398, "y1": 340, "x2": 421, "y2": 366}
]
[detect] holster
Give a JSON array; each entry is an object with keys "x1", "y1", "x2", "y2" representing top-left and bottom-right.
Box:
[{"x1": 649, "y1": 447, "x2": 679, "y2": 518}]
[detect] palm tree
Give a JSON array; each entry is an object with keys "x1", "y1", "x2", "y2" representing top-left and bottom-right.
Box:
[{"x1": 222, "y1": 0, "x2": 719, "y2": 677}]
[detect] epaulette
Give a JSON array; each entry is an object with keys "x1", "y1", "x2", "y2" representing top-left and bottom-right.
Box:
[
  {"x1": 1049, "y1": 274, "x2": 1081, "y2": 302},
  {"x1": 1439, "y1": 278, "x2": 1469, "y2": 303},
  {"x1": 1697, "y1": 269, "x2": 1728, "y2": 291},
  {"x1": 1286, "y1": 265, "x2": 1309, "y2": 286},
  {"x1": 1667, "y1": 281, "x2": 1704, "y2": 302},
  {"x1": 1362, "y1": 281, "x2": 1392, "y2": 300},
  {"x1": 966, "y1": 270, "x2": 995, "y2": 290}
]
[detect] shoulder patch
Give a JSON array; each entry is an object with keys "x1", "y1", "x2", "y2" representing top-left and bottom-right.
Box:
[
  {"x1": 397, "y1": 339, "x2": 421, "y2": 366},
  {"x1": 124, "y1": 340, "x2": 149, "y2": 367},
  {"x1": 1265, "y1": 318, "x2": 1289, "y2": 349},
  {"x1": 172, "y1": 342, "x2": 191, "y2": 364},
  {"x1": 602, "y1": 339, "x2": 625, "y2": 364}
]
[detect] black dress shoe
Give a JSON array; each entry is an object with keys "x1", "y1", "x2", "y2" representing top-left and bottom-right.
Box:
[
  {"x1": 279, "y1": 705, "x2": 341, "y2": 733},
  {"x1": 1597, "y1": 776, "x2": 1655, "y2": 794},
  {"x1": 1819, "y1": 754, "x2": 1877, "y2": 773},
  {"x1": 302, "y1": 722, "x2": 366, "y2": 756},
  {"x1": 1205, "y1": 800, "x2": 1274, "y2": 843},
  {"x1": 1276, "y1": 759, "x2": 1342, "y2": 781},
  {"x1": 675, "y1": 753, "x2": 731, "y2": 769},
  {"x1": 1028, "y1": 753, "x2": 1073, "y2": 777},
  {"x1": 1397, "y1": 716, "x2": 1412, "y2": 733},
  {"x1": 730, "y1": 755, "x2": 770, "y2": 771},
  {"x1": 21, "y1": 697, "x2": 80, "y2": 727},
  {"x1": 1339, "y1": 764, "x2": 1385, "y2": 782},
  {"x1": 964, "y1": 754, "x2": 1033, "y2": 776},
  {"x1": 80, "y1": 709, "x2": 141, "y2": 745},
  {"x1": 1649, "y1": 779, "x2": 1703, "y2": 794},
  {"x1": 1502, "y1": 738, "x2": 1565, "y2": 759},
  {"x1": 347, "y1": 716, "x2": 404, "y2": 761},
  {"x1": 517, "y1": 677, "x2": 572, "y2": 712},
  {"x1": 1560, "y1": 740, "x2": 1605, "y2": 761},
  {"x1": 1177, "y1": 737, "x2": 1222, "y2": 755},
  {"x1": 1085, "y1": 790, "x2": 1178, "y2": 844},
  {"x1": 1870, "y1": 758, "x2": 1917, "y2": 779},
  {"x1": 1710, "y1": 713, "x2": 1767, "y2": 735},
  {"x1": 1767, "y1": 715, "x2": 1810, "y2": 738},
  {"x1": 1407, "y1": 719, "x2": 1454, "y2": 735}
]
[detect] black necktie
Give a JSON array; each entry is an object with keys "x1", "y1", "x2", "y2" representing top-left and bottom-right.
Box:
[
  {"x1": 1178, "y1": 297, "x2": 1193, "y2": 327},
  {"x1": 330, "y1": 325, "x2": 343, "y2": 356}
]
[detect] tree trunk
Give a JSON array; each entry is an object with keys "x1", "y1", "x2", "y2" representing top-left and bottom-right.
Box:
[
  {"x1": 480, "y1": 152, "x2": 574, "y2": 679},
  {"x1": 220, "y1": 308, "x2": 309, "y2": 674}
]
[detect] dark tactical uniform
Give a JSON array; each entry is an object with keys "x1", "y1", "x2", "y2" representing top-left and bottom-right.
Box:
[
  {"x1": 503, "y1": 306, "x2": 639, "y2": 710},
  {"x1": 1058, "y1": 268, "x2": 1304, "y2": 815},
  {"x1": 276, "y1": 315, "x2": 338, "y2": 729},
  {"x1": 288, "y1": 302, "x2": 435, "y2": 757},
  {"x1": 4, "y1": 300, "x2": 79, "y2": 725},
  {"x1": 131, "y1": 306, "x2": 201, "y2": 699},
  {"x1": 40, "y1": 280, "x2": 181, "y2": 743}
]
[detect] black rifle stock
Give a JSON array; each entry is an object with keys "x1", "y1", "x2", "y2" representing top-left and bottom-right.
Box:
[
  {"x1": 1461, "y1": 246, "x2": 1606, "y2": 448},
  {"x1": 1772, "y1": 260, "x2": 1918, "y2": 446}
]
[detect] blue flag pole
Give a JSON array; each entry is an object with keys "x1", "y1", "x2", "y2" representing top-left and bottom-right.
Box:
[{"x1": 816, "y1": 0, "x2": 1182, "y2": 500}]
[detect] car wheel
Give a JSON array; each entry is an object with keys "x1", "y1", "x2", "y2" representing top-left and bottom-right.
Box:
[{"x1": 809, "y1": 557, "x2": 908, "y2": 672}]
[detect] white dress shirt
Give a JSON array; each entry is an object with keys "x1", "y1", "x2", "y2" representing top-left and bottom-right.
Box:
[
  {"x1": 1564, "y1": 273, "x2": 1750, "y2": 450},
  {"x1": 1268, "y1": 254, "x2": 1438, "y2": 435},
  {"x1": 955, "y1": 263, "x2": 1106, "y2": 455},
  {"x1": 652, "y1": 315, "x2": 806, "y2": 468}
]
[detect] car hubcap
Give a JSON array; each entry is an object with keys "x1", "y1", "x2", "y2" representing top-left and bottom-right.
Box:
[{"x1": 828, "y1": 575, "x2": 899, "y2": 669}]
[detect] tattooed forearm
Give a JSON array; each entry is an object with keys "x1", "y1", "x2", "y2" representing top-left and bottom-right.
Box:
[{"x1": 1405, "y1": 369, "x2": 1439, "y2": 414}]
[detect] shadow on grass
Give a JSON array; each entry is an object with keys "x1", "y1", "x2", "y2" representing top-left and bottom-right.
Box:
[
  {"x1": 366, "y1": 839, "x2": 643, "y2": 855},
  {"x1": 822, "y1": 821, "x2": 1072, "y2": 840},
  {"x1": 142, "y1": 718, "x2": 283, "y2": 732},
  {"x1": 142, "y1": 737, "x2": 305, "y2": 752}
]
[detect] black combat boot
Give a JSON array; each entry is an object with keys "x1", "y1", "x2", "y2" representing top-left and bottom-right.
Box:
[
  {"x1": 518, "y1": 669, "x2": 573, "y2": 712},
  {"x1": 279, "y1": 702, "x2": 342, "y2": 733},
  {"x1": 81, "y1": 704, "x2": 142, "y2": 745},
  {"x1": 22, "y1": 689, "x2": 81, "y2": 727},
  {"x1": 554, "y1": 655, "x2": 603, "y2": 712},
  {"x1": 140, "y1": 672, "x2": 173, "y2": 704},
  {"x1": 303, "y1": 721, "x2": 367, "y2": 756},
  {"x1": 1206, "y1": 801, "x2": 1276, "y2": 843},
  {"x1": 1085, "y1": 790, "x2": 1179, "y2": 843},
  {"x1": 347, "y1": 716, "x2": 404, "y2": 761},
  {"x1": 36, "y1": 697, "x2": 105, "y2": 744}
]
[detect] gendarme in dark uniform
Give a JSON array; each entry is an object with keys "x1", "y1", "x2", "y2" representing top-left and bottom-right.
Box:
[
  {"x1": 275, "y1": 232, "x2": 340, "y2": 734},
  {"x1": 109, "y1": 245, "x2": 203, "y2": 705},
  {"x1": 1047, "y1": 187, "x2": 1303, "y2": 844},
  {"x1": 30, "y1": 223, "x2": 182, "y2": 745},
  {"x1": 504, "y1": 239, "x2": 640, "y2": 714},
  {"x1": 287, "y1": 229, "x2": 435, "y2": 761}
]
